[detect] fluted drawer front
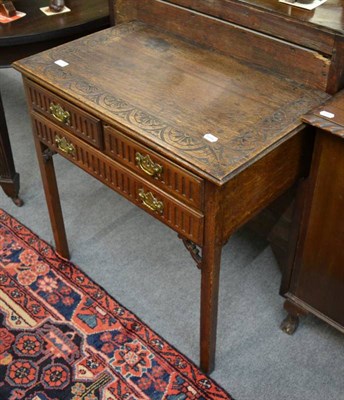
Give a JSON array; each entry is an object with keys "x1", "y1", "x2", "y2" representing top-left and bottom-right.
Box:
[
  {"x1": 32, "y1": 112, "x2": 204, "y2": 245},
  {"x1": 104, "y1": 125, "x2": 204, "y2": 210},
  {"x1": 25, "y1": 79, "x2": 103, "y2": 149}
]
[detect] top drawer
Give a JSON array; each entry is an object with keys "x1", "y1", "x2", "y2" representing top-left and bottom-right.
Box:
[
  {"x1": 25, "y1": 79, "x2": 103, "y2": 149},
  {"x1": 104, "y1": 125, "x2": 204, "y2": 210}
]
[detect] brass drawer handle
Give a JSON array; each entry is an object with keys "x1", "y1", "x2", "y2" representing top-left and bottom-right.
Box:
[
  {"x1": 135, "y1": 152, "x2": 163, "y2": 178},
  {"x1": 55, "y1": 135, "x2": 76, "y2": 156},
  {"x1": 138, "y1": 188, "x2": 164, "y2": 214},
  {"x1": 50, "y1": 102, "x2": 70, "y2": 125}
]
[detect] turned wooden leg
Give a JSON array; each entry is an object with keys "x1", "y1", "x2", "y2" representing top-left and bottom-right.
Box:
[
  {"x1": 0, "y1": 92, "x2": 23, "y2": 206},
  {"x1": 280, "y1": 299, "x2": 307, "y2": 335},
  {"x1": 33, "y1": 137, "x2": 70, "y2": 259},
  {"x1": 199, "y1": 182, "x2": 224, "y2": 374}
]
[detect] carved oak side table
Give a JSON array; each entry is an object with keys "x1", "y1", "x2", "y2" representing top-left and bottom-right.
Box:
[{"x1": 13, "y1": 16, "x2": 330, "y2": 372}]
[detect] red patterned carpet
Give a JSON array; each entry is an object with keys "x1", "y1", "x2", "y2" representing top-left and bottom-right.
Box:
[{"x1": 0, "y1": 209, "x2": 232, "y2": 400}]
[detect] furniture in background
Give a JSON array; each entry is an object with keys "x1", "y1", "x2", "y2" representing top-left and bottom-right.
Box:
[
  {"x1": 0, "y1": 0, "x2": 109, "y2": 205},
  {"x1": 13, "y1": 0, "x2": 344, "y2": 373},
  {"x1": 280, "y1": 93, "x2": 344, "y2": 335},
  {"x1": 49, "y1": 0, "x2": 66, "y2": 13},
  {"x1": 0, "y1": 93, "x2": 21, "y2": 205}
]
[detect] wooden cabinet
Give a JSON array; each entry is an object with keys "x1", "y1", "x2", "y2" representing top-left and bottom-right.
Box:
[{"x1": 281, "y1": 93, "x2": 344, "y2": 334}]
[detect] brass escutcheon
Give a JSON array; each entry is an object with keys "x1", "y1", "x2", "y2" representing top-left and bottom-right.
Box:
[
  {"x1": 138, "y1": 188, "x2": 164, "y2": 214},
  {"x1": 55, "y1": 135, "x2": 75, "y2": 156},
  {"x1": 135, "y1": 152, "x2": 163, "y2": 178},
  {"x1": 50, "y1": 102, "x2": 70, "y2": 125}
]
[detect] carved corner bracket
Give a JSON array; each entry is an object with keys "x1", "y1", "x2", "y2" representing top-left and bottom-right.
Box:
[
  {"x1": 42, "y1": 148, "x2": 56, "y2": 162},
  {"x1": 178, "y1": 234, "x2": 202, "y2": 269}
]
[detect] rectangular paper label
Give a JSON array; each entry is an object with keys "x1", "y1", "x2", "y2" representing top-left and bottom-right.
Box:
[
  {"x1": 203, "y1": 133, "x2": 218, "y2": 143},
  {"x1": 54, "y1": 59, "x2": 69, "y2": 67},
  {"x1": 319, "y1": 110, "x2": 335, "y2": 119}
]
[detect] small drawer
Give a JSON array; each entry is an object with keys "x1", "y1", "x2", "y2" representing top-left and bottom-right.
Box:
[
  {"x1": 104, "y1": 125, "x2": 204, "y2": 210},
  {"x1": 25, "y1": 79, "x2": 103, "y2": 149},
  {"x1": 31, "y1": 112, "x2": 204, "y2": 245}
]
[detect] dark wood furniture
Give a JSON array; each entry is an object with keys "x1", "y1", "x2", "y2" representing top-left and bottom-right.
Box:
[
  {"x1": 0, "y1": 92, "x2": 21, "y2": 205},
  {"x1": 0, "y1": 0, "x2": 109, "y2": 205},
  {"x1": 15, "y1": 0, "x2": 344, "y2": 373},
  {"x1": 280, "y1": 93, "x2": 344, "y2": 335}
]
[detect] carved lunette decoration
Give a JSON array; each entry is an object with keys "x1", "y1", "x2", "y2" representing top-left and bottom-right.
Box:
[{"x1": 178, "y1": 234, "x2": 202, "y2": 269}]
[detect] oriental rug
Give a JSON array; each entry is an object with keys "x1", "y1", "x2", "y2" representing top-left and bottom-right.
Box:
[{"x1": 0, "y1": 209, "x2": 232, "y2": 400}]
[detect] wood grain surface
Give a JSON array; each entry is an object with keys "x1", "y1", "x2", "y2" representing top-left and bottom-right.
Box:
[
  {"x1": 114, "y1": 0, "x2": 332, "y2": 90},
  {"x1": 160, "y1": 0, "x2": 344, "y2": 53},
  {"x1": 14, "y1": 22, "x2": 329, "y2": 185}
]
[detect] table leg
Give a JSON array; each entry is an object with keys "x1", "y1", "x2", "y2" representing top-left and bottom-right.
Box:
[
  {"x1": 33, "y1": 137, "x2": 70, "y2": 259},
  {"x1": 200, "y1": 182, "x2": 224, "y2": 374},
  {"x1": 200, "y1": 239, "x2": 222, "y2": 374},
  {"x1": 0, "y1": 92, "x2": 23, "y2": 206}
]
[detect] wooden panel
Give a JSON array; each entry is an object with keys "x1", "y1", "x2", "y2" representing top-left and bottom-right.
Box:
[
  {"x1": 111, "y1": 0, "x2": 137, "y2": 25},
  {"x1": 104, "y1": 125, "x2": 203, "y2": 210},
  {"x1": 158, "y1": 0, "x2": 336, "y2": 55},
  {"x1": 25, "y1": 79, "x2": 103, "y2": 149},
  {"x1": 326, "y1": 37, "x2": 344, "y2": 94},
  {"x1": 221, "y1": 129, "x2": 312, "y2": 241},
  {"x1": 31, "y1": 111, "x2": 204, "y2": 245},
  {"x1": 115, "y1": 0, "x2": 331, "y2": 90}
]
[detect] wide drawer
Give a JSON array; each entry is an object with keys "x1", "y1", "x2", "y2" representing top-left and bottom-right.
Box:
[
  {"x1": 32, "y1": 112, "x2": 204, "y2": 246},
  {"x1": 104, "y1": 125, "x2": 204, "y2": 210},
  {"x1": 25, "y1": 79, "x2": 103, "y2": 149}
]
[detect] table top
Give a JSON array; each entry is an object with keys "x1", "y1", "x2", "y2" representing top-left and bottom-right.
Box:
[
  {"x1": 0, "y1": 0, "x2": 109, "y2": 46},
  {"x1": 14, "y1": 22, "x2": 330, "y2": 184}
]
